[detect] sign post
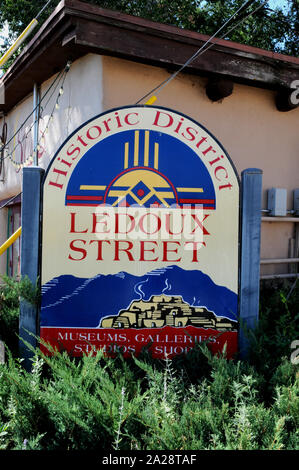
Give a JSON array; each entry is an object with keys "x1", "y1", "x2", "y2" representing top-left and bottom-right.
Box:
[
  {"x1": 239, "y1": 168, "x2": 263, "y2": 358},
  {"x1": 37, "y1": 105, "x2": 240, "y2": 359},
  {"x1": 19, "y1": 166, "x2": 44, "y2": 369}
]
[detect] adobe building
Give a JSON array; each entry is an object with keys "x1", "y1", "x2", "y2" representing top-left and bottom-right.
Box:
[
  {"x1": 100, "y1": 294, "x2": 237, "y2": 331},
  {"x1": 0, "y1": 0, "x2": 298, "y2": 280}
]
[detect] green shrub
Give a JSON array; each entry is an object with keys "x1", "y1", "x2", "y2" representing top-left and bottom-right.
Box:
[
  {"x1": 247, "y1": 279, "x2": 299, "y2": 401},
  {"x1": 0, "y1": 275, "x2": 39, "y2": 356},
  {"x1": 0, "y1": 344, "x2": 297, "y2": 450}
]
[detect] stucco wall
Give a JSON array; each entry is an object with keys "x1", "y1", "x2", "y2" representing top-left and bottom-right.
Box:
[{"x1": 102, "y1": 56, "x2": 299, "y2": 274}]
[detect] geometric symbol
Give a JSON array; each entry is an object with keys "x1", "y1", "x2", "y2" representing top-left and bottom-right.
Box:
[{"x1": 131, "y1": 180, "x2": 151, "y2": 200}]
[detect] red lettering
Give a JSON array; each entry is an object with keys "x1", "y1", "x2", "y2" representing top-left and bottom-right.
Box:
[
  {"x1": 196, "y1": 136, "x2": 208, "y2": 148},
  {"x1": 114, "y1": 240, "x2": 134, "y2": 261},
  {"x1": 140, "y1": 241, "x2": 159, "y2": 262},
  {"x1": 66, "y1": 143, "x2": 81, "y2": 160},
  {"x1": 139, "y1": 213, "x2": 161, "y2": 235},
  {"x1": 214, "y1": 165, "x2": 229, "y2": 181},
  {"x1": 86, "y1": 126, "x2": 102, "y2": 140},
  {"x1": 124, "y1": 113, "x2": 139, "y2": 126},
  {"x1": 115, "y1": 213, "x2": 135, "y2": 234},
  {"x1": 92, "y1": 213, "x2": 110, "y2": 233},
  {"x1": 153, "y1": 110, "x2": 174, "y2": 128},
  {"x1": 184, "y1": 241, "x2": 205, "y2": 262},
  {"x1": 89, "y1": 240, "x2": 111, "y2": 260},
  {"x1": 191, "y1": 214, "x2": 210, "y2": 236},
  {"x1": 165, "y1": 213, "x2": 185, "y2": 235},
  {"x1": 70, "y1": 212, "x2": 88, "y2": 233},
  {"x1": 174, "y1": 118, "x2": 184, "y2": 134},
  {"x1": 59, "y1": 158, "x2": 72, "y2": 168},
  {"x1": 162, "y1": 241, "x2": 181, "y2": 262},
  {"x1": 114, "y1": 112, "x2": 123, "y2": 128},
  {"x1": 202, "y1": 146, "x2": 216, "y2": 156},
  {"x1": 182, "y1": 126, "x2": 198, "y2": 141},
  {"x1": 48, "y1": 168, "x2": 67, "y2": 189},
  {"x1": 77, "y1": 135, "x2": 88, "y2": 147},
  {"x1": 219, "y1": 182, "x2": 233, "y2": 191},
  {"x1": 103, "y1": 118, "x2": 112, "y2": 132},
  {"x1": 209, "y1": 155, "x2": 224, "y2": 166}
]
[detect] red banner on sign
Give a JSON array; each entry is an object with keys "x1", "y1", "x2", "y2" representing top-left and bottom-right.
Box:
[{"x1": 40, "y1": 326, "x2": 237, "y2": 359}]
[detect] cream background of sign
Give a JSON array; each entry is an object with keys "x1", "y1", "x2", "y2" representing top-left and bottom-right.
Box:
[{"x1": 42, "y1": 107, "x2": 239, "y2": 293}]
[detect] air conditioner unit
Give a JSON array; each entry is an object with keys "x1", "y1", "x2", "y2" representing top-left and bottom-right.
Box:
[{"x1": 267, "y1": 188, "x2": 287, "y2": 216}]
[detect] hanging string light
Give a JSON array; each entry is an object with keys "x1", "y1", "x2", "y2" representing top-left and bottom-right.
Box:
[
  {"x1": 4, "y1": 61, "x2": 71, "y2": 171},
  {"x1": 35, "y1": 63, "x2": 71, "y2": 164}
]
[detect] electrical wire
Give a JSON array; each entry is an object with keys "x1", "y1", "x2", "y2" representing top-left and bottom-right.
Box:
[
  {"x1": 2, "y1": 78, "x2": 62, "y2": 167},
  {"x1": 5, "y1": 64, "x2": 70, "y2": 169},
  {"x1": 2, "y1": 66, "x2": 64, "y2": 150},
  {"x1": 135, "y1": 0, "x2": 268, "y2": 104},
  {"x1": 0, "y1": 61, "x2": 70, "y2": 178},
  {"x1": 1, "y1": 61, "x2": 71, "y2": 157},
  {"x1": 35, "y1": 0, "x2": 55, "y2": 20}
]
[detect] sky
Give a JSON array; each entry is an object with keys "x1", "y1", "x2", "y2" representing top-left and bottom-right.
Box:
[
  {"x1": 0, "y1": 23, "x2": 9, "y2": 47},
  {"x1": 269, "y1": 0, "x2": 289, "y2": 9}
]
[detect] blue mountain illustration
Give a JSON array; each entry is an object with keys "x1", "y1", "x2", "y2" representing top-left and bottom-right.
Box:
[{"x1": 40, "y1": 266, "x2": 238, "y2": 327}]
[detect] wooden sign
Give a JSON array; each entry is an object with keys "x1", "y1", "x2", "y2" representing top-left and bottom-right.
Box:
[{"x1": 40, "y1": 106, "x2": 239, "y2": 358}]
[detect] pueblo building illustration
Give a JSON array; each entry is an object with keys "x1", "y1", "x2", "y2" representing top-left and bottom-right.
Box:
[{"x1": 100, "y1": 295, "x2": 237, "y2": 331}]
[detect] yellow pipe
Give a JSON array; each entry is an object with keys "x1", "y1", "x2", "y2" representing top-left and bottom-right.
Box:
[
  {"x1": 0, "y1": 226, "x2": 22, "y2": 256},
  {"x1": 145, "y1": 95, "x2": 157, "y2": 105},
  {"x1": 0, "y1": 19, "x2": 38, "y2": 68}
]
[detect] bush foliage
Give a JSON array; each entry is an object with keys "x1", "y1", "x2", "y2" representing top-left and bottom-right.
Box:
[{"x1": 0, "y1": 276, "x2": 298, "y2": 450}]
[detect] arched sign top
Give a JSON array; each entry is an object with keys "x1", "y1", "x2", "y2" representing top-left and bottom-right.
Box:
[
  {"x1": 65, "y1": 129, "x2": 217, "y2": 210},
  {"x1": 41, "y1": 106, "x2": 240, "y2": 359},
  {"x1": 44, "y1": 105, "x2": 239, "y2": 196}
]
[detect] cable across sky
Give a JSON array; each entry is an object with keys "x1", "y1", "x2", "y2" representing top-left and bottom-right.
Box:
[{"x1": 135, "y1": 0, "x2": 269, "y2": 105}]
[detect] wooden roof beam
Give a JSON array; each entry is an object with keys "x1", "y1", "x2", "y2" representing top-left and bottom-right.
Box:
[{"x1": 0, "y1": 0, "x2": 298, "y2": 113}]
